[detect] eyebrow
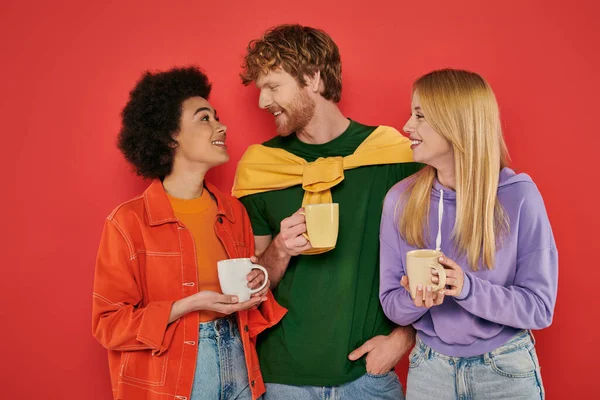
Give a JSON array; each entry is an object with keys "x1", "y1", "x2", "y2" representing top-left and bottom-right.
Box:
[
  {"x1": 414, "y1": 106, "x2": 422, "y2": 110},
  {"x1": 194, "y1": 107, "x2": 218, "y2": 120},
  {"x1": 256, "y1": 77, "x2": 276, "y2": 89},
  {"x1": 194, "y1": 107, "x2": 213, "y2": 115}
]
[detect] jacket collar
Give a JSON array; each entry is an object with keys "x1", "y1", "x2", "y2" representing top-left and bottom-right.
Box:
[{"x1": 144, "y1": 179, "x2": 236, "y2": 226}]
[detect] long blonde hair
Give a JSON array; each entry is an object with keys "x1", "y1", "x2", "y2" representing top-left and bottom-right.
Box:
[{"x1": 399, "y1": 69, "x2": 510, "y2": 270}]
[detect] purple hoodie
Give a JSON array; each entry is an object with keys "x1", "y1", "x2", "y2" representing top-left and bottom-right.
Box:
[{"x1": 380, "y1": 168, "x2": 558, "y2": 357}]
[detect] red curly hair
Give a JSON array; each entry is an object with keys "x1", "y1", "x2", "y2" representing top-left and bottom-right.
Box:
[{"x1": 240, "y1": 24, "x2": 342, "y2": 102}]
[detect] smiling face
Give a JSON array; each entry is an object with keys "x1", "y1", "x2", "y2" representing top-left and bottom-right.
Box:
[
  {"x1": 172, "y1": 96, "x2": 229, "y2": 170},
  {"x1": 255, "y1": 68, "x2": 316, "y2": 137},
  {"x1": 403, "y1": 91, "x2": 454, "y2": 170}
]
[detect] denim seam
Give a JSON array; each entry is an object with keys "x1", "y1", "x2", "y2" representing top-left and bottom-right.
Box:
[
  {"x1": 408, "y1": 346, "x2": 427, "y2": 369},
  {"x1": 490, "y1": 334, "x2": 533, "y2": 356},
  {"x1": 365, "y1": 371, "x2": 395, "y2": 378},
  {"x1": 489, "y1": 353, "x2": 537, "y2": 379},
  {"x1": 492, "y1": 343, "x2": 535, "y2": 356},
  {"x1": 529, "y1": 347, "x2": 545, "y2": 399}
]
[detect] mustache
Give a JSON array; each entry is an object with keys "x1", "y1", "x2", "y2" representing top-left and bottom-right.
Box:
[{"x1": 267, "y1": 106, "x2": 284, "y2": 114}]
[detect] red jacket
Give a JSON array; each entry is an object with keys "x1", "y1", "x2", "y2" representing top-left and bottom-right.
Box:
[{"x1": 92, "y1": 180, "x2": 286, "y2": 399}]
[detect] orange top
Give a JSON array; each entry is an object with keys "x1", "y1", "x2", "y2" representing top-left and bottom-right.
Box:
[{"x1": 168, "y1": 190, "x2": 228, "y2": 323}]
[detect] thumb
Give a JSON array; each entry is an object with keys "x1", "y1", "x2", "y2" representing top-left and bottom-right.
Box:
[
  {"x1": 348, "y1": 340, "x2": 374, "y2": 361},
  {"x1": 218, "y1": 294, "x2": 239, "y2": 304},
  {"x1": 400, "y1": 276, "x2": 409, "y2": 290}
]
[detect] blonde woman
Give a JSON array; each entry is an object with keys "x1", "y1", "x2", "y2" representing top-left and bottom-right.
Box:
[{"x1": 379, "y1": 69, "x2": 557, "y2": 399}]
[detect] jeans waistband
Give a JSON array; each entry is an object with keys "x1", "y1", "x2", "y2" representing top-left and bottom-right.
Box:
[
  {"x1": 199, "y1": 315, "x2": 239, "y2": 340},
  {"x1": 415, "y1": 330, "x2": 534, "y2": 362}
]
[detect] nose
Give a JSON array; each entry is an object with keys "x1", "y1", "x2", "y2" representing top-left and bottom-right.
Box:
[
  {"x1": 216, "y1": 121, "x2": 227, "y2": 135},
  {"x1": 403, "y1": 115, "x2": 415, "y2": 136},
  {"x1": 258, "y1": 89, "x2": 272, "y2": 110}
]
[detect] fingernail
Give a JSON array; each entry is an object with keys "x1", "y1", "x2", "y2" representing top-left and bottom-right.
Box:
[
  {"x1": 417, "y1": 284, "x2": 422, "y2": 290},
  {"x1": 232, "y1": 296, "x2": 239, "y2": 302},
  {"x1": 432, "y1": 270, "x2": 438, "y2": 275},
  {"x1": 440, "y1": 290, "x2": 445, "y2": 295},
  {"x1": 439, "y1": 257, "x2": 444, "y2": 262},
  {"x1": 427, "y1": 285, "x2": 432, "y2": 292}
]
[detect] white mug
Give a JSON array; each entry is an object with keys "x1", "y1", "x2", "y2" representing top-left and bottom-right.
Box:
[{"x1": 217, "y1": 258, "x2": 269, "y2": 302}]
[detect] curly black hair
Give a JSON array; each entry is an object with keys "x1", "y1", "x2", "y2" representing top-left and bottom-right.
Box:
[{"x1": 117, "y1": 66, "x2": 212, "y2": 179}]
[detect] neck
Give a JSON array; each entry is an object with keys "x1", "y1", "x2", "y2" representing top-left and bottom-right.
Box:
[
  {"x1": 296, "y1": 100, "x2": 349, "y2": 144},
  {"x1": 162, "y1": 159, "x2": 208, "y2": 199},
  {"x1": 436, "y1": 166, "x2": 456, "y2": 190}
]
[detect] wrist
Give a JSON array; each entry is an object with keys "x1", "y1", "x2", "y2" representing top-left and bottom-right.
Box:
[
  {"x1": 455, "y1": 272, "x2": 471, "y2": 300},
  {"x1": 391, "y1": 325, "x2": 415, "y2": 344},
  {"x1": 169, "y1": 296, "x2": 195, "y2": 323},
  {"x1": 178, "y1": 295, "x2": 198, "y2": 313},
  {"x1": 272, "y1": 234, "x2": 291, "y2": 258}
]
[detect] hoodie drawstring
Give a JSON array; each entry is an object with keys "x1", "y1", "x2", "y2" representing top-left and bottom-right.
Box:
[{"x1": 435, "y1": 189, "x2": 444, "y2": 252}]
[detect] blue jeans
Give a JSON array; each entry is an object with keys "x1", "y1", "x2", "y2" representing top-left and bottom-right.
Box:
[
  {"x1": 407, "y1": 330, "x2": 544, "y2": 400},
  {"x1": 191, "y1": 316, "x2": 252, "y2": 400},
  {"x1": 262, "y1": 371, "x2": 404, "y2": 399}
]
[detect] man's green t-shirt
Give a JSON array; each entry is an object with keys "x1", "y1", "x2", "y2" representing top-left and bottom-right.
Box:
[{"x1": 240, "y1": 120, "x2": 421, "y2": 386}]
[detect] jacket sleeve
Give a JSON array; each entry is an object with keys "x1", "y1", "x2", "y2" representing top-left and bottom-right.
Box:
[
  {"x1": 455, "y1": 184, "x2": 558, "y2": 330},
  {"x1": 91, "y1": 217, "x2": 178, "y2": 355},
  {"x1": 379, "y1": 190, "x2": 429, "y2": 326}
]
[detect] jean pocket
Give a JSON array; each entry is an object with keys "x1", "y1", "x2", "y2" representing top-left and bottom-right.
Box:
[
  {"x1": 365, "y1": 370, "x2": 395, "y2": 378},
  {"x1": 490, "y1": 347, "x2": 538, "y2": 378},
  {"x1": 408, "y1": 344, "x2": 427, "y2": 369}
]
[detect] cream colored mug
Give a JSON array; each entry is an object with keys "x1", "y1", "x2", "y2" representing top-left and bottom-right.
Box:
[
  {"x1": 217, "y1": 258, "x2": 269, "y2": 302},
  {"x1": 299, "y1": 203, "x2": 339, "y2": 249},
  {"x1": 406, "y1": 249, "x2": 447, "y2": 299}
]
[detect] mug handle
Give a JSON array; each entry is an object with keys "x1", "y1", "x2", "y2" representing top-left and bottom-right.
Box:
[
  {"x1": 430, "y1": 263, "x2": 446, "y2": 291},
  {"x1": 249, "y1": 265, "x2": 269, "y2": 294},
  {"x1": 298, "y1": 211, "x2": 310, "y2": 242}
]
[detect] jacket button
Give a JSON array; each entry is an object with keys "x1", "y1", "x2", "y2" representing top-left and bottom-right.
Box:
[
  {"x1": 217, "y1": 217, "x2": 223, "y2": 223},
  {"x1": 244, "y1": 325, "x2": 249, "y2": 332},
  {"x1": 251, "y1": 380, "x2": 255, "y2": 387}
]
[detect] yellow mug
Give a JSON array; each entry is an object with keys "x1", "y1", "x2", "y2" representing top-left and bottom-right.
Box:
[
  {"x1": 299, "y1": 203, "x2": 339, "y2": 249},
  {"x1": 406, "y1": 249, "x2": 447, "y2": 299}
]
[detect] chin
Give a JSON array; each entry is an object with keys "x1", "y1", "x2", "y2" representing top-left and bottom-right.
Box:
[
  {"x1": 207, "y1": 155, "x2": 230, "y2": 169},
  {"x1": 275, "y1": 127, "x2": 294, "y2": 137},
  {"x1": 412, "y1": 154, "x2": 423, "y2": 163},
  {"x1": 218, "y1": 154, "x2": 230, "y2": 165},
  {"x1": 411, "y1": 149, "x2": 428, "y2": 165}
]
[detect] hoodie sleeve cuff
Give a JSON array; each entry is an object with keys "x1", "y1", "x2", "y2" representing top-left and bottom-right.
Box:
[{"x1": 455, "y1": 271, "x2": 471, "y2": 301}]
